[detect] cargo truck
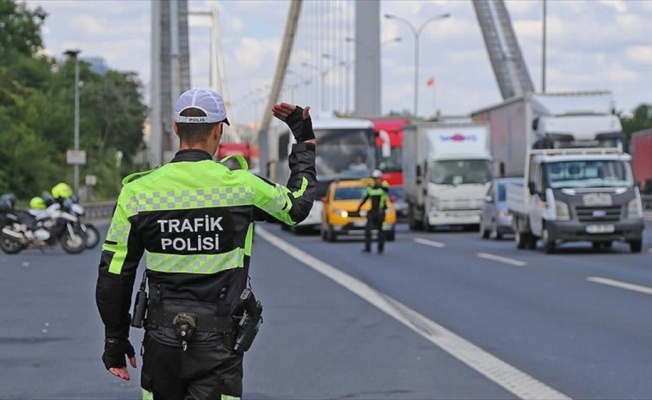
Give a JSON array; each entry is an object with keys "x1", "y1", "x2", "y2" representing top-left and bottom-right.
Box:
[
  {"x1": 631, "y1": 129, "x2": 652, "y2": 194},
  {"x1": 472, "y1": 91, "x2": 644, "y2": 253},
  {"x1": 403, "y1": 122, "x2": 493, "y2": 231}
]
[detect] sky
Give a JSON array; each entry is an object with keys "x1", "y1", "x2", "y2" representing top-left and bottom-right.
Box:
[{"x1": 25, "y1": 0, "x2": 652, "y2": 126}]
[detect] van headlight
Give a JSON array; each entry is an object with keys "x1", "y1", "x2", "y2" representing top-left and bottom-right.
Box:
[
  {"x1": 627, "y1": 199, "x2": 642, "y2": 219},
  {"x1": 333, "y1": 209, "x2": 348, "y2": 218},
  {"x1": 555, "y1": 200, "x2": 570, "y2": 221}
]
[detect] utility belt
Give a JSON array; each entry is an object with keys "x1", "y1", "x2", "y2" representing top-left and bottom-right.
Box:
[
  {"x1": 146, "y1": 309, "x2": 235, "y2": 333},
  {"x1": 130, "y1": 271, "x2": 262, "y2": 353}
]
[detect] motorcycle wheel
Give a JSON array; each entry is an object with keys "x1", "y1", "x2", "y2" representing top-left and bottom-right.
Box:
[
  {"x1": 60, "y1": 226, "x2": 87, "y2": 254},
  {"x1": 83, "y1": 223, "x2": 100, "y2": 249},
  {"x1": 0, "y1": 236, "x2": 24, "y2": 254}
]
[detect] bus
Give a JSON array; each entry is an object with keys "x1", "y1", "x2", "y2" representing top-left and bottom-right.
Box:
[
  {"x1": 274, "y1": 115, "x2": 376, "y2": 232},
  {"x1": 217, "y1": 142, "x2": 252, "y2": 170},
  {"x1": 372, "y1": 117, "x2": 411, "y2": 186}
]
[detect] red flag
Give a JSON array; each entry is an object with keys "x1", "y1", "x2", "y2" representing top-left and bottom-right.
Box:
[{"x1": 426, "y1": 77, "x2": 435, "y2": 87}]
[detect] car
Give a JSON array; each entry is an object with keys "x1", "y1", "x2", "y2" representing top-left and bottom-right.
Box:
[
  {"x1": 388, "y1": 186, "x2": 408, "y2": 221},
  {"x1": 480, "y1": 177, "x2": 524, "y2": 240},
  {"x1": 321, "y1": 179, "x2": 397, "y2": 242}
]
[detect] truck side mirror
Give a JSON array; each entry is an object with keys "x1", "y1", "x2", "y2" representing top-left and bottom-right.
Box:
[
  {"x1": 378, "y1": 130, "x2": 391, "y2": 158},
  {"x1": 528, "y1": 181, "x2": 536, "y2": 195},
  {"x1": 416, "y1": 165, "x2": 421, "y2": 177},
  {"x1": 532, "y1": 118, "x2": 539, "y2": 131},
  {"x1": 499, "y1": 162, "x2": 505, "y2": 178}
]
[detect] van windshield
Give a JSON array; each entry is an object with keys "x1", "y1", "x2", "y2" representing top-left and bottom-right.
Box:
[
  {"x1": 545, "y1": 160, "x2": 633, "y2": 189},
  {"x1": 429, "y1": 159, "x2": 493, "y2": 185}
]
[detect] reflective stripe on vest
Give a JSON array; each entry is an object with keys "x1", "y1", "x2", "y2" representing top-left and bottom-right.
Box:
[{"x1": 145, "y1": 247, "x2": 244, "y2": 274}]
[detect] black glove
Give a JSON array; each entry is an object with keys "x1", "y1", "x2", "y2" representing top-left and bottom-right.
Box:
[
  {"x1": 102, "y1": 338, "x2": 135, "y2": 370},
  {"x1": 284, "y1": 106, "x2": 315, "y2": 143}
]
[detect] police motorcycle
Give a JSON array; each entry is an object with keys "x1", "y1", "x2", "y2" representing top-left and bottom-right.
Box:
[
  {"x1": 0, "y1": 193, "x2": 87, "y2": 254},
  {"x1": 64, "y1": 195, "x2": 100, "y2": 249},
  {"x1": 47, "y1": 182, "x2": 99, "y2": 249}
]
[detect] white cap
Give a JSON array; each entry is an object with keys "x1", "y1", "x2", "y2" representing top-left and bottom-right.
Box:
[
  {"x1": 174, "y1": 88, "x2": 230, "y2": 125},
  {"x1": 372, "y1": 169, "x2": 383, "y2": 178}
]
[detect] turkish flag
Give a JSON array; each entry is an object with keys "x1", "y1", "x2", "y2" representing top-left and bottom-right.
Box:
[{"x1": 426, "y1": 77, "x2": 435, "y2": 87}]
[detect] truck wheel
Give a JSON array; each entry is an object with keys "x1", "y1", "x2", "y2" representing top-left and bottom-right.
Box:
[
  {"x1": 327, "y1": 226, "x2": 337, "y2": 242},
  {"x1": 515, "y1": 230, "x2": 527, "y2": 249},
  {"x1": 527, "y1": 235, "x2": 538, "y2": 249},
  {"x1": 423, "y1": 212, "x2": 431, "y2": 232},
  {"x1": 541, "y1": 227, "x2": 556, "y2": 254},
  {"x1": 408, "y1": 205, "x2": 422, "y2": 231},
  {"x1": 629, "y1": 239, "x2": 642, "y2": 253},
  {"x1": 479, "y1": 218, "x2": 489, "y2": 239}
]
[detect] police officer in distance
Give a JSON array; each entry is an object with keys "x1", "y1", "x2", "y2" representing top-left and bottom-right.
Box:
[
  {"x1": 357, "y1": 169, "x2": 390, "y2": 254},
  {"x1": 95, "y1": 87, "x2": 317, "y2": 399}
]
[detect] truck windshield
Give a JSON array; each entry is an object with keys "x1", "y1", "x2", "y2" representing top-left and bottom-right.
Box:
[
  {"x1": 545, "y1": 160, "x2": 633, "y2": 189},
  {"x1": 429, "y1": 159, "x2": 493, "y2": 185}
]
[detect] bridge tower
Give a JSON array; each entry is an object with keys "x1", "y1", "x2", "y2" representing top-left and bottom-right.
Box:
[{"x1": 149, "y1": 0, "x2": 191, "y2": 167}]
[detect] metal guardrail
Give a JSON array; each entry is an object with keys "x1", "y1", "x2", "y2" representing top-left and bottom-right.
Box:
[{"x1": 83, "y1": 201, "x2": 116, "y2": 220}]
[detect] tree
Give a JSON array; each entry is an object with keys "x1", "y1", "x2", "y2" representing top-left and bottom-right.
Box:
[
  {"x1": 621, "y1": 104, "x2": 652, "y2": 138},
  {"x1": 0, "y1": 0, "x2": 149, "y2": 200},
  {"x1": 0, "y1": 0, "x2": 46, "y2": 62}
]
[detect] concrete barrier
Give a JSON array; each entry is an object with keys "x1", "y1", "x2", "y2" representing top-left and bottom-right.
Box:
[{"x1": 83, "y1": 201, "x2": 116, "y2": 220}]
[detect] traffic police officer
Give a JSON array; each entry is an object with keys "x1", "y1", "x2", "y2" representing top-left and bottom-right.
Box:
[
  {"x1": 96, "y1": 87, "x2": 317, "y2": 399},
  {"x1": 357, "y1": 169, "x2": 389, "y2": 254}
]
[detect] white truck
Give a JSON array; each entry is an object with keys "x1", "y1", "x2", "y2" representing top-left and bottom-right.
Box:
[
  {"x1": 403, "y1": 122, "x2": 493, "y2": 231},
  {"x1": 472, "y1": 91, "x2": 644, "y2": 253}
]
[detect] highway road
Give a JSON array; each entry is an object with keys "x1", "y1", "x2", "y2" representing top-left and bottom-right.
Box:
[{"x1": 0, "y1": 218, "x2": 651, "y2": 399}]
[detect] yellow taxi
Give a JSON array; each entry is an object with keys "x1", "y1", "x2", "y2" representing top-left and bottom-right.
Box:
[{"x1": 320, "y1": 178, "x2": 396, "y2": 242}]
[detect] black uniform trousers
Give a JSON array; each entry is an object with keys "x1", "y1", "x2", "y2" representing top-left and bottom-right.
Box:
[
  {"x1": 364, "y1": 209, "x2": 385, "y2": 253},
  {"x1": 141, "y1": 332, "x2": 243, "y2": 400}
]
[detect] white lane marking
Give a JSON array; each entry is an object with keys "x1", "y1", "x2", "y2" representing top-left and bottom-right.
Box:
[
  {"x1": 477, "y1": 252, "x2": 527, "y2": 267},
  {"x1": 587, "y1": 276, "x2": 652, "y2": 296},
  {"x1": 414, "y1": 237, "x2": 446, "y2": 248},
  {"x1": 647, "y1": 248, "x2": 652, "y2": 253},
  {"x1": 257, "y1": 226, "x2": 569, "y2": 400}
]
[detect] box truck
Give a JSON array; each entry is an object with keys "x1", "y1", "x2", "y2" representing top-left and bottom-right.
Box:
[
  {"x1": 472, "y1": 91, "x2": 644, "y2": 253},
  {"x1": 403, "y1": 122, "x2": 493, "y2": 231}
]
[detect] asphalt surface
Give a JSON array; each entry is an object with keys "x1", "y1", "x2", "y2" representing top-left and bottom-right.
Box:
[{"x1": 0, "y1": 218, "x2": 651, "y2": 399}]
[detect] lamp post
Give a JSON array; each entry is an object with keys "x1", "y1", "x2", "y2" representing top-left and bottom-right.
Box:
[
  {"x1": 64, "y1": 49, "x2": 81, "y2": 193},
  {"x1": 384, "y1": 13, "x2": 450, "y2": 117},
  {"x1": 302, "y1": 62, "x2": 328, "y2": 112},
  {"x1": 541, "y1": 0, "x2": 547, "y2": 93}
]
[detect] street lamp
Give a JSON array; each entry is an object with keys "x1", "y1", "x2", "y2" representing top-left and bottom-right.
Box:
[
  {"x1": 302, "y1": 62, "x2": 328, "y2": 112},
  {"x1": 64, "y1": 49, "x2": 81, "y2": 193},
  {"x1": 384, "y1": 12, "x2": 450, "y2": 117}
]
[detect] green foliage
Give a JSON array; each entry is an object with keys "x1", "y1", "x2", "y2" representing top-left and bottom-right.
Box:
[
  {"x1": 0, "y1": 0, "x2": 46, "y2": 61},
  {"x1": 621, "y1": 104, "x2": 652, "y2": 138},
  {"x1": 0, "y1": 0, "x2": 148, "y2": 201}
]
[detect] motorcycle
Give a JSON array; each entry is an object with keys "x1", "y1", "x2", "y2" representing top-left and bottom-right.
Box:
[
  {"x1": 0, "y1": 195, "x2": 87, "y2": 254},
  {"x1": 65, "y1": 196, "x2": 100, "y2": 249}
]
